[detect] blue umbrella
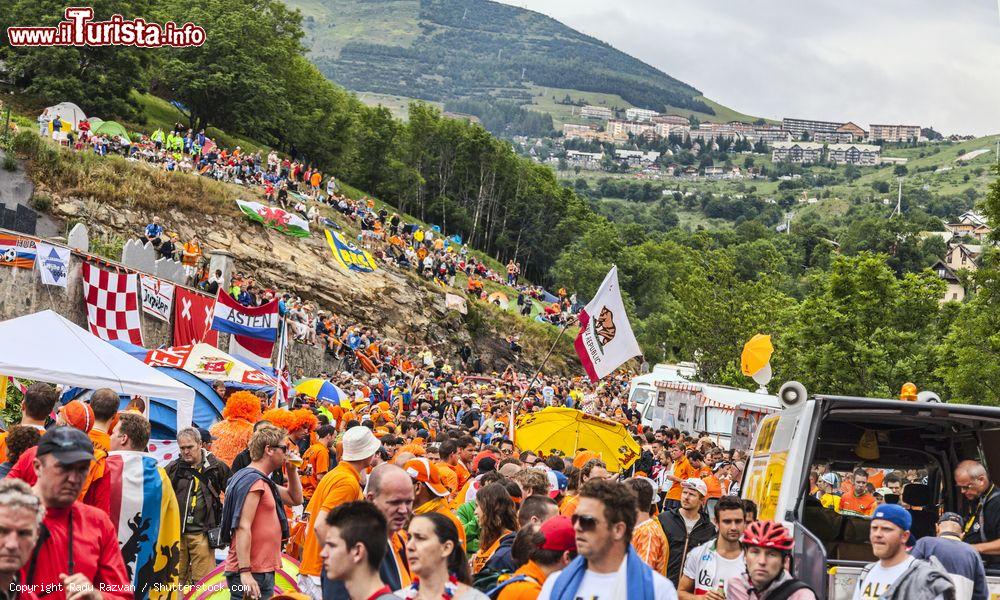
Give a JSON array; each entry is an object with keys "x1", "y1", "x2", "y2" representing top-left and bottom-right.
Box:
[{"x1": 294, "y1": 378, "x2": 347, "y2": 406}]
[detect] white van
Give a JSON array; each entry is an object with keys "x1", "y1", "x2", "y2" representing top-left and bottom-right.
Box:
[
  {"x1": 742, "y1": 382, "x2": 1000, "y2": 598},
  {"x1": 627, "y1": 362, "x2": 696, "y2": 409},
  {"x1": 639, "y1": 379, "x2": 781, "y2": 449}
]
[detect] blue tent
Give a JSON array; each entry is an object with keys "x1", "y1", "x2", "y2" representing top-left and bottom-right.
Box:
[
  {"x1": 541, "y1": 289, "x2": 560, "y2": 304},
  {"x1": 102, "y1": 340, "x2": 226, "y2": 436}
]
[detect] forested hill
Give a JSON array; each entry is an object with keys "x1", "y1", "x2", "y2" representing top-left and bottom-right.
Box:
[{"x1": 286, "y1": 0, "x2": 714, "y2": 115}]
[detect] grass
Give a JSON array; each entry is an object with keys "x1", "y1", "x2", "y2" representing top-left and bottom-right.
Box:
[
  {"x1": 11, "y1": 130, "x2": 243, "y2": 215},
  {"x1": 524, "y1": 86, "x2": 771, "y2": 128},
  {"x1": 126, "y1": 92, "x2": 272, "y2": 156},
  {"x1": 667, "y1": 96, "x2": 776, "y2": 125},
  {"x1": 286, "y1": 0, "x2": 421, "y2": 58},
  {"x1": 355, "y1": 92, "x2": 442, "y2": 122}
]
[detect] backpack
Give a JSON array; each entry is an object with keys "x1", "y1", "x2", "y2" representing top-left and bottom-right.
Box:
[
  {"x1": 473, "y1": 568, "x2": 516, "y2": 597},
  {"x1": 767, "y1": 579, "x2": 814, "y2": 600}
]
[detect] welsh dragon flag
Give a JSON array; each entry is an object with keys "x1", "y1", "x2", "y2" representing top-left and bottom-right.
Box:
[
  {"x1": 237, "y1": 199, "x2": 310, "y2": 237},
  {"x1": 574, "y1": 266, "x2": 643, "y2": 382}
]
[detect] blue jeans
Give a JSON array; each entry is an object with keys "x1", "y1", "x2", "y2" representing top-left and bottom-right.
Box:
[{"x1": 225, "y1": 571, "x2": 275, "y2": 600}]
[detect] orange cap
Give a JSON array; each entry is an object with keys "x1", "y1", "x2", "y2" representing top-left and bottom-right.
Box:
[
  {"x1": 573, "y1": 450, "x2": 600, "y2": 469},
  {"x1": 404, "y1": 458, "x2": 449, "y2": 497},
  {"x1": 60, "y1": 400, "x2": 95, "y2": 433}
]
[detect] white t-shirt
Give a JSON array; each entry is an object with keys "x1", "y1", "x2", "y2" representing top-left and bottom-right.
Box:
[
  {"x1": 852, "y1": 556, "x2": 944, "y2": 600},
  {"x1": 683, "y1": 541, "x2": 744, "y2": 595},
  {"x1": 537, "y1": 553, "x2": 678, "y2": 600},
  {"x1": 682, "y1": 515, "x2": 699, "y2": 534}
]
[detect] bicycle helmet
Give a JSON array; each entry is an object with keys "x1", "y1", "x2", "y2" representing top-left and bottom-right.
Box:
[{"x1": 740, "y1": 520, "x2": 794, "y2": 552}]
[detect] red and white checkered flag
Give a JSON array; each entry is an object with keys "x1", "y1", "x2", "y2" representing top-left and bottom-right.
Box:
[{"x1": 81, "y1": 262, "x2": 144, "y2": 345}]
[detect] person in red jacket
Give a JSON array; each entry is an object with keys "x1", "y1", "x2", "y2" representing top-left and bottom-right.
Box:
[
  {"x1": 0, "y1": 479, "x2": 44, "y2": 600},
  {"x1": 20, "y1": 427, "x2": 131, "y2": 600}
]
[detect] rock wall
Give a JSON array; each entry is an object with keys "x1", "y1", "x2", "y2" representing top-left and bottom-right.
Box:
[{"x1": 0, "y1": 192, "x2": 536, "y2": 375}]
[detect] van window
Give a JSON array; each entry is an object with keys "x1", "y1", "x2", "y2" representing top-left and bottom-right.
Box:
[
  {"x1": 631, "y1": 386, "x2": 656, "y2": 406},
  {"x1": 799, "y1": 405, "x2": 979, "y2": 565}
]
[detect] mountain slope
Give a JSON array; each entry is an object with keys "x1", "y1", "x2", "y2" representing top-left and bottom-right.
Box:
[{"x1": 288, "y1": 0, "x2": 738, "y2": 118}]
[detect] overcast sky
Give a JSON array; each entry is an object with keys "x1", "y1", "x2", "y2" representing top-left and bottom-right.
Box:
[{"x1": 497, "y1": 0, "x2": 1000, "y2": 136}]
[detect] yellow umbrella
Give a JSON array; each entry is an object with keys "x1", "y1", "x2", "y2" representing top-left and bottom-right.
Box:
[
  {"x1": 514, "y1": 407, "x2": 641, "y2": 472},
  {"x1": 741, "y1": 334, "x2": 774, "y2": 376}
]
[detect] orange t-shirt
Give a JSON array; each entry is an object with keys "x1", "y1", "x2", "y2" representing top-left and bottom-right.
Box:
[
  {"x1": 839, "y1": 492, "x2": 878, "y2": 517},
  {"x1": 299, "y1": 462, "x2": 363, "y2": 576},
  {"x1": 867, "y1": 469, "x2": 885, "y2": 489},
  {"x1": 436, "y1": 462, "x2": 458, "y2": 496},
  {"x1": 89, "y1": 429, "x2": 111, "y2": 455},
  {"x1": 497, "y1": 560, "x2": 548, "y2": 600},
  {"x1": 665, "y1": 458, "x2": 694, "y2": 501},
  {"x1": 560, "y1": 494, "x2": 579, "y2": 517},
  {"x1": 703, "y1": 474, "x2": 722, "y2": 499},
  {"x1": 415, "y1": 498, "x2": 466, "y2": 549},
  {"x1": 301, "y1": 442, "x2": 331, "y2": 499},
  {"x1": 632, "y1": 518, "x2": 669, "y2": 576},
  {"x1": 453, "y1": 461, "x2": 471, "y2": 491}
]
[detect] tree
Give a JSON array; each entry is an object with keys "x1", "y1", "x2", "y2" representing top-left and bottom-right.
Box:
[
  {"x1": 0, "y1": 0, "x2": 154, "y2": 119},
  {"x1": 157, "y1": 0, "x2": 304, "y2": 135},
  {"x1": 938, "y1": 249, "x2": 1000, "y2": 403},
  {"x1": 894, "y1": 164, "x2": 909, "y2": 177},
  {"x1": 781, "y1": 253, "x2": 944, "y2": 396}
]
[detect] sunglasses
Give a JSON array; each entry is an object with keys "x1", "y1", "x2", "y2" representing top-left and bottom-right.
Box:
[{"x1": 571, "y1": 514, "x2": 600, "y2": 532}]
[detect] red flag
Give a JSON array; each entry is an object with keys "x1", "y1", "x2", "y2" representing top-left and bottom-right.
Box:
[{"x1": 173, "y1": 288, "x2": 218, "y2": 346}]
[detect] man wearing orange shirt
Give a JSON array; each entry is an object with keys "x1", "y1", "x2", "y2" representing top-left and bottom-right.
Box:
[
  {"x1": 298, "y1": 426, "x2": 381, "y2": 599},
  {"x1": 404, "y1": 457, "x2": 467, "y2": 549},
  {"x1": 87, "y1": 388, "x2": 118, "y2": 456},
  {"x1": 663, "y1": 445, "x2": 694, "y2": 510},
  {"x1": 301, "y1": 425, "x2": 336, "y2": 502},
  {"x1": 839, "y1": 468, "x2": 878, "y2": 517}
]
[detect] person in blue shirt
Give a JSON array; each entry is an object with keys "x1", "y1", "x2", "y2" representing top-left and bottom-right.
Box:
[
  {"x1": 912, "y1": 512, "x2": 988, "y2": 600},
  {"x1": 144, "y1": 217, "x2": 163, "y2": 243}
]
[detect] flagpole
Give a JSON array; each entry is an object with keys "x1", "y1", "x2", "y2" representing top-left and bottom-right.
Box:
[{"x1": 509, "y1": 318, "x2": 575, "y2": 444}]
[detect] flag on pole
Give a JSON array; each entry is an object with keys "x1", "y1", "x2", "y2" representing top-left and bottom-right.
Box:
[
  {"x1": 573, "y1": 266, "x2": 642, "y2": 382},
  {"x1": 105, "y1": 451, "x2": 181, "y2": 599},
  {"x1": 211, "y1": 290, "x2": 279, "y2": 363}
]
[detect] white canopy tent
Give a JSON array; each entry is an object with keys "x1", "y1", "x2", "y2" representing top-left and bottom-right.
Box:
[
  {"x1": 0, "y1": 310, "x2": 196, "y2": 428},
  {"x1": 41, "y1": 102, "x2": 88, "y2": 130}
]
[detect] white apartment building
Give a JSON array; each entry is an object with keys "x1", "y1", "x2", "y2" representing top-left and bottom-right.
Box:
[
  {"x1": 580, "y1": 105, "x2": 613, "y2": 120},
  {"x1": 771, "y1": 141, "x2": 824, "y2": 164},
  {"x1": 827, "y1": 143, "x2": 881, "y2": 166},
  {"x1": 625, "y1": 107, "x2": 659, "y2": 122},
  {"x1": 869, "y1": 124, "x2": 921, "y2": 142}
]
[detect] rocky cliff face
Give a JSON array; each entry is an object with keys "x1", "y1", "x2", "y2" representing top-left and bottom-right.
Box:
[{"x1": 25, "y1": 176, "x2": 572, "y2": 376}]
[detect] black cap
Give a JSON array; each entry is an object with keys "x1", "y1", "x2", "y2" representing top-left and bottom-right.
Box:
[
  {"x1": 939, "y1": 512, "x2": 964, "y2": 526},
  {"x1": 36, "y1": 426, "x2": 94, "y2": 464},
  {"x1": 197, "y1": 427, "x2": 216, "y2": 442}
]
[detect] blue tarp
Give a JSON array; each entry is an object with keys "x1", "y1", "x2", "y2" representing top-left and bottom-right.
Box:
[{"x1": 103, "y1": 340, "x2": 227, "y2": 435}]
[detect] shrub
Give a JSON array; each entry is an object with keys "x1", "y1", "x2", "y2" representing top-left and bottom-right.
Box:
[{"x1": 30, "y1": 194, "x2": 51, "y2": 212}]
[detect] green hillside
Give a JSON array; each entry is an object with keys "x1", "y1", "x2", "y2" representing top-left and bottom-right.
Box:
[{"x1": 286, "y1": 0, "x2": 755, "y2": 122}]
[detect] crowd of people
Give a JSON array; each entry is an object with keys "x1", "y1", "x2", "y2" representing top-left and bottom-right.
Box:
[
  {"x1": 3, "y1": 360, "x2": 998, "y2": 600},
  {"x1": 16, "y1": 110, "x2": 990, "y2": 600}
]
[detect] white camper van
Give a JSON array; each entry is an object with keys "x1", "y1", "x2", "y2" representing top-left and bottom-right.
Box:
[
  {"x1": 638, "y1": 379, "x2": 781, "y2": 449},
  {"x1": 627, "y1": 362, "x2": 696, "y2": 408}
]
